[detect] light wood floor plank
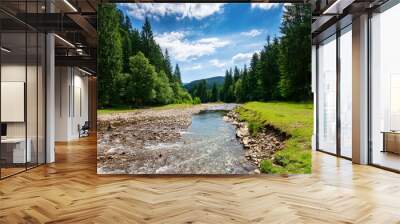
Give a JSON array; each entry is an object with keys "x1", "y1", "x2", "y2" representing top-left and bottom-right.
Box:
[{"x1": 0, "y1": 136, "x2": 400, "y2": 223}]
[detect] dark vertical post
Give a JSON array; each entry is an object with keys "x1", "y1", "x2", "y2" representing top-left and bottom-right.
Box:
[
  {"x1": 44, "y1": 0, "x2": 48, "y2": 164},
  {"x1": 316, "y1": 44, "x2": 320, "y2": 151},
  {"x1": 25, "y1": 0, "x2": 28, "y2": 171},
  {"x1": 367, "y1": 10, "x2": 372, "y2": 164},
  {"x1": 336, "y1": 26, "x2": 341, "y2": 157},
  {"x1": 36, "y1": 0, "x2": 39, "y2": 167}
]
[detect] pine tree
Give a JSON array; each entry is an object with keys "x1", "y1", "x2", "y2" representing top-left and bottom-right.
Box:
[
  {"x1": 270, "y1": 37, "x2": 282, "y2": 100},
  {"x1": 248, "y1": 53, "x2": 260, "y2": 100},
  {"x1": 140, "y1": 17, "x2": 164, "y2": 72},
  {"x1": 130, "y1": 29, "x2": 141, "y2": 55},
  {"x1": 241, "y1": 65, "x2": 249, "y2": 101},
  {"x1": 234, "y1": 78, "x2": 244, "y2": 102},
  {"x1": 121, "y1": 33, "x2": 132, "y2": 73},
  {"x1": 98, "y1": 4, "x2": 123, "y2": 107},
  {"x1": 222, "y1": 70, "x2": 234, "y2": 102},
  {"x1": 140, "y1": 17, "x2": 153, "y2": 56},
  {"x1": 194, "y1": 80, "x2": 208, "y2": 102},
  {"x1": 98, "y1": 4, "x2": 194, "y2": 107},
  {"x1": 233, "y1": 66, "x2": 240, "y2": 82},
  {"x1": 211, "y1": 83, "x2": 219, "y2": 102},
  {"x1": 258, "y1": 35, "x2": 281, "y2": 101},
  {"x1": 174, "y1": 64, "x2": 182, "y2": 84},
  {"x1": 163, "y1": 49, "x2": 173, "y2": 82},
  {"x1": 279, "y1": 4, "x2": 312, "y2": 101}
]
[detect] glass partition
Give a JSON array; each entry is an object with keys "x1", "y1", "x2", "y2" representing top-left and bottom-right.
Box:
[
  {"x1": 0, "y1": 1, "x2": 46, "y2": 179},
  {"x1": 339, "y1": 25, "x2": 352, "y2": 158},
  {"x1": 317, "y1": 34, "x2": 337, "y2": 154},
  {"x1": 370, "y1": 3, "x2": 400, "y2": 171},
  {"x1": 1, "y1": 30, "x2": 28, "y2": 177}
]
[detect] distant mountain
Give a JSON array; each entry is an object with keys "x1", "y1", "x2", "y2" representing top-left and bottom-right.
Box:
[{"x1": 184, "y1": 76, "x2": 225, "y2": 91}]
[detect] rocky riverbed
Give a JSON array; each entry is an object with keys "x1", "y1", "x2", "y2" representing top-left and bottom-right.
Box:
[
  {"x1": 224, "y1": 111, "x2": 288, "y2": 167},
  {"x1": 97, "y1": 103, "x2": 259, "y2": 174},
  {"x1": 97, "y1": 103, "x2": 286, "y2": 174},
  {"x1": 97, "y1": 104, "x2": 208, "y2": 174}
]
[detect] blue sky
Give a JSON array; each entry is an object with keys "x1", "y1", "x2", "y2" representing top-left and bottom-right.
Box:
[{"x1": 118, "y1": 3, "x2": 284, "y2": 83}]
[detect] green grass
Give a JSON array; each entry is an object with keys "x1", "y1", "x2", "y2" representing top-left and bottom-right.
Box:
[
  {"x1": 236, "y1": 101, "x2": 313, "y2": 174},
  {"x1": 97, "y1": 103, "x2": 196, "y2": 115}
]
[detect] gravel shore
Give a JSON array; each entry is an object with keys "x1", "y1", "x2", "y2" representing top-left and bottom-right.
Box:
[
  {"x1": 97, "y1": 104, "x2": 213, "y2": 174},
  {"x1": 97, "y1": 103, "x2": 284, "y2": 174}
]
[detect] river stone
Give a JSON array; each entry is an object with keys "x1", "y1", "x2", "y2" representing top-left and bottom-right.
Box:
[
  {"x1": 242, "y1": 137, "x2": 250, "y2": 147},
  {"x1": 236, "y1": 126, "x2": 249, "y2": 138},
  {"x1": 225, "y1": 110, "x2": 287, "y2": 168},
  {"x1": 97, "y1": 103, "x2": 258, "y2": 174}
]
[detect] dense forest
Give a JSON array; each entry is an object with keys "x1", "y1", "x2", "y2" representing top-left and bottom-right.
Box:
[
  {"x1": 98, "y1": 4, "x2": 192, "y2": 108},
  {"x1": 189, "y1": 4, "x2": 311, "y2": 103},
  {"x1": 98, "y1": 4, "x2": 311, "y2": 108}
]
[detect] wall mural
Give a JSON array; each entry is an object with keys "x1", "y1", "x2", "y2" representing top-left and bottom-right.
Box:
[{"x1": 97, "y1": 3, "x2": 312, "y2": 175}]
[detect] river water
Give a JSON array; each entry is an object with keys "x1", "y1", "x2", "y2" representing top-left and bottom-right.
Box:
[
  {"x1": 147, "y1": 110, "x2": 257, "y2": 174},
  {"x1": 98, "y1": 104, "x2": 257, "y2": 174}
]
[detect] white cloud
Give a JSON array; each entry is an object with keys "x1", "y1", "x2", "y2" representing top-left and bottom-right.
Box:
[
  {"x1": 209, "y1": 59, "x2": 227, "y2": 68},
  {"x1": 251, "y1": 3, "x2": 282, "y2": 10},
  {"x1": 121, "y1": 3, "x2": 226, "y2": 20},
  {"x1": 155, "y1": 31, "x2": 229, "y2": 61},
  {"x1": 198, "y1": 37, "x2": 221, "y2": 44},
  {"x1": 183, "y1": 64, "x2": 202, "y2": 71},
  {"x1": 240, "y1": 29, "x2": 262, "y2": 37},
  {"x1": 232, "y1": 52, "x2": 253, "y2": 64}
]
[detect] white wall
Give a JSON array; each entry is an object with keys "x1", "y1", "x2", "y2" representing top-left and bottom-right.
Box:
[
  {"x1": 55, "y1": 66, "x2": 70, "y2": 141},
  {"x1": 1, "y1": 65, "x2": 26, "y2": 139},
  {"x1": 55, "y1": 67, "x2": 89, "y2": 141},
  {"x1": 1, "y1": 62, "x2": 46, "y2": 164}
]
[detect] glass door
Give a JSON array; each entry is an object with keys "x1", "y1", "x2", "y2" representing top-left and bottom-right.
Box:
[
  {"x1": 370, "y1": 3, "x2": 400, "y2": 171},
  {"x1": 317, "y1": 34, "x2": 337, "y2": 154}
]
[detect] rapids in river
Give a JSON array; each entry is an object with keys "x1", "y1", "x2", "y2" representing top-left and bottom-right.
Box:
[
  {"x1": 148, "y1": 110, "x2": 256, "y2": 174},
  {"x1": 97, "y1": 104, "x2": 257, "y2": 174}
]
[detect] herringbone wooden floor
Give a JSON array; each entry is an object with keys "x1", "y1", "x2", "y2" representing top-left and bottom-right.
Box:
[{"x1": 1, "y1": 136, "x2": 400, "y2": 224}]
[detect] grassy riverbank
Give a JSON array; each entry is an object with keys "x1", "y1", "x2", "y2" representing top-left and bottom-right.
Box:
[{"x1": 236, "y1": 102, "x2": 313, "y2": 174}]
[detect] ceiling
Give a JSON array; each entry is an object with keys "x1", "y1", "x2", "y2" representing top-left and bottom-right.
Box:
[{"x1": 1, "y1": 0, "x2": 97, "y2": 74}]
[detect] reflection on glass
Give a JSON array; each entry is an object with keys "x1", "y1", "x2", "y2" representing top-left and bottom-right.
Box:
[
  {"x1": 390, "y1": 75, "x2": 400, "y2": 130},
  {"x1": 1, "y1": 31, "x2": 27, "y2": 177},
  {"x1": 371, "y1": 3, "x2": 400, "y2": 171},
  {"x1": 318, "y1": 35, "x2": 337, "y2": 154},
  {"x1": 340, "y1": 26, "x2": 352, "y2": 158},
  {"x1": 0, "y1": 1, "x2": 47, "y2": 179}
]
